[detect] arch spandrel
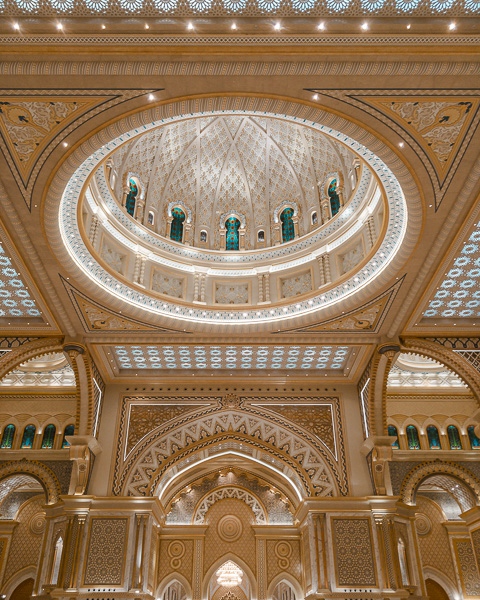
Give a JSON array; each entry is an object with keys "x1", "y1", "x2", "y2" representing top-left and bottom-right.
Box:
[{"x1": 115, "y1": 396, "x2": 346, "y2": 500}]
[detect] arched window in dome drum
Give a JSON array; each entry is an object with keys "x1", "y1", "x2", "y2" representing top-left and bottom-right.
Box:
[
  {"x1": 387, "y1": 425, "x2": 399, "y2": 449},
  {"x1": 328, "y1": 179, "x2": 341, "y2": 216},
  {"x1": 21, "y1": 425, "x2": 36, "y2": 449},
  {"x1": 447, "y1": 425, "x2": 462, "y2": 449},
  {"x1": 467, "y1": 425, "x2": 480, "y2": 449},
  {"x1": 125, "y1": 178, "x2": 138, "y2": 217},
  {"x1": 225, "y1": 217, "x2": 240, "y2": 251},
  {"x1": 170, "y1": 207, "x2": 186, "y2": 243},
  {"x1": 62, "y1": 424, "x2": 75, "y2": 448},
  {"x1": 0, "y1": 424, "x2": 15, "y2": 449},
  {"x1": 406, "y1": 425, "x2": 420, "y2": 450},
  {"x1": 41, "y1": 424, "x2": 56, "y2": 449},
  {"x1": 280, "y1": 208, "x2": 295, "y2": 243},
  {"x1": 427, "y1": 425, "x2": 441, "y2": 449}
]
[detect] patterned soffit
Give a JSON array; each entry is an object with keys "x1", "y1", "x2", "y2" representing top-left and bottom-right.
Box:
[
  {"x1": 387, "y1": 353, "x2": 466, "y2": 388},
  {"x1": 0, "y1": 221, "x2": 55, "y2": 331},
  {"x1": 408, "y1": 211, "x2": 480, "y2": 333},
  {"x1": 0, "y1": 353, "x2": 76, "y2": 387},
  {"x1": 103, "y1": 344, "x2": 362, "y2": 378}
]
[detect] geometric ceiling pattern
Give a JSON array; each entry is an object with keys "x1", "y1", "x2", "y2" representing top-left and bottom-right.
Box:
[
  {"x1": 0, "y1": 239, "x2": 41, "y2": 319},
  {"x1": 0, "y1": 0, "x2": 474, "y2": 15},
  {"x1": 109, "y1": 344, "x2": 356, "y2": 373},
  {"x1": 423, "y1": 220, "x2": 480, "y2": 319}
]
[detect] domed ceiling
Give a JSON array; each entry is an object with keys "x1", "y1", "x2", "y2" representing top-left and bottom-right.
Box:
[
  {"x1": 110, "y1": 115, "x2": 355, "y2": 250},
  {"x1": 54, "y1": 110, "x2": 411, "y2": 333}
]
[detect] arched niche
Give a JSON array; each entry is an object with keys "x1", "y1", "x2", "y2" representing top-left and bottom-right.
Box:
[
  {"x1": 157, "y1": 576, "x2": 191, "y2": 600},
  {"x1": 268, "y1": 574, "x2": 303, "y2": 600},
  {"x1": 203, "y1": 553, "x2": 257, "y2": 600}
]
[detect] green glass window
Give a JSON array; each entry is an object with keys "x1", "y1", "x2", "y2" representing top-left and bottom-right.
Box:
[
  {"x1": 328, "y1": 179, "x2": 341, "y2": 216},
  {"x1": 427, "y1": 425, "x2": 441, "y2": 449},
  {"x1": 225, "y1": 217, "x2": 240, "y2": 251},
  {"x1": 0, "y1": 424, "x2": 15, "y2": 449},
  {"x1": 125, "y1": 178, "x2": 138, "y2": 217},
  {"x1": 280, "y1": 208, "x2": 295, "y2": 243},
  {"x1": 447, "y1": 425, "x2": 462, "y2": 449},
  {"x1": 388, "y1": 425, "x2": 399, "y2": 449},
  {"x1": 468, "y1": 425, "x2": 480, "y2": 449},
  {"x1": 406, "y1": 425, "x2": 420, "y2": 450},
  {"x1": 21, "y1": 424, "x2": 36, "y2": 449},
  {"x1": 62, "y1": 424, "x2": 75, "y2": 448},
  {"x1": 41, "y1": 424, "x2": 56, "y2": 449},
  {"x1": 170, "y1": 207, "x2": 186, "y2": 243}
]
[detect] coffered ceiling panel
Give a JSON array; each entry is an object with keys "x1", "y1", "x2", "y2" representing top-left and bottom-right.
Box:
[{"x1": 97, "y1": 343, "x2": 366, "y2": 379}]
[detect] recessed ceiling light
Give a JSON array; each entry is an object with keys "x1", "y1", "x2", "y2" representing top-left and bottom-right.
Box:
[
  {"x1": 145, "y1": 23, "x2": 150, "y2": 29},
  {"x1": 449, "y1": 22, "x2": 456, "y2": 30},
  {"x1": 187, "y1": 22, "x2": 194, "y2": 30},
  {"x1": 274, "y1": 22, "x2": 281, "y2": 30},
  {"x1": 406, "y1": 23, "x2": 411, "y2": 29},
  {"x1": 317, "y1": 22, "x2": 325, "y2": 30},
  {"x1": 361, "y1": 22, "x2": 369, "y2": 30},
  {"x1": 56, "y1": 22, "x2": 63, "y2": 30},
  {"x1": 13, "y1": 22, "x2": 20, "y2": 30},
  {"x1": 148, "y1": 93, "x2": 155, "y2": 100},
  {"x1": 231, "y1": 22, "x2": 237, "y2": 29},
  {"x1": 62, "y1": 142, "x2": 68, "y2": 147},
  {"x1": 398, "y1": 142, "x2": 404, "y2": 148},
  {"x1": 313, "y1": 93, "x2": 319, "y2": 100}
]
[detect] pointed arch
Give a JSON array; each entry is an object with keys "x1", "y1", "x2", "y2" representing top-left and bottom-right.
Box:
[
  {"x1": 268, "y1": 574, "x2": 303, "y2": 600},
  {"x1": 202, "y1": 552, "x2": 257, "y2": 600},
  {"x1": 157, "y1": 575, "x2": 192, "y2": 600}
]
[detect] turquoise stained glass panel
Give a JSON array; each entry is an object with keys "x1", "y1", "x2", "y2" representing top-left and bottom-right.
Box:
[
  {"x1": 170, "y1": 207, "x2": 186, "y2": 243},
  {"x1": 225, "y1": 217, "x2": 240, "y2": 251},
  {"x1": 21, "y1": 425, "x2": 36, "y2": 449},
  {"x1": 0, "y1": 424, "x2": 15, "y2": 449},
  {"x1": 41, "y1": 424, "x2": 56, "y2": 449},
  {"x1": 328, "y1": 179, "x2": 341, "y2": 216},
  {"x1": 125, "y1": 179, "x2": 138, "y2": 217},
  {"x1": 280, "y1": 208, "x2": 295, "y2": 243}
]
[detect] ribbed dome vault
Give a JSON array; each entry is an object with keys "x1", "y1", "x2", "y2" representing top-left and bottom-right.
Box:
[{"x1": 111, "y1": 115, "x2": 354, "y2": 250}]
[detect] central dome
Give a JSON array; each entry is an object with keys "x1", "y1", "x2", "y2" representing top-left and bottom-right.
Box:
[
  {"x1": 108, "y1": 115, "x2": 355, "y2": 251},
  {"x1": 56, "y1": 108, "x2": 409, "y2": 331}
]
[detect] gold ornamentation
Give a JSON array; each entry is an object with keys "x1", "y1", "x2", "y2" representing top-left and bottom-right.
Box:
[
  {"x1": 217, "y1": 515, "x2": 243, "y2": 542},
  {"x1": 274, "y1": 541, "x2": 292, "y2": 569},
  {"x1": 168, "y1": 540, "x2": 186, "y2": 569},
  {"x1": 331, "y1": 518, "x2": 376, "y2": 586},
  {"x1": 414, "y1": 513, "x2": 432, "y2": 536},
  {"x1": 363, "y1": 96, "x2": 479, "y2": 182},
  {"x1": 454, "y1": 539, "x2": 480, "y2": 596},
  {"x1": 84, "y1": 518, "x2": 128, "y2": 585},
  {"x1": 65, "y1": 283, "x2": 175, "y2": 332},
  {"x1": 29, "y1": 511, "x2": 46, "y2": 535}
]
